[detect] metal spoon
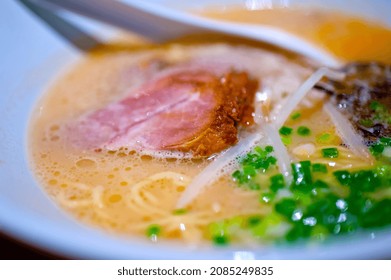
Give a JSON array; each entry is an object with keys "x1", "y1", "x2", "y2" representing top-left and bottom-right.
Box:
[{"x1": 29, "y1": 0, "x2": 341, "y2": 67}]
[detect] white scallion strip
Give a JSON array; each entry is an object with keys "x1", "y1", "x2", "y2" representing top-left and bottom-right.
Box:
[
  {"x1": 273, "y1": 67, "x2": 345, "y2": 127},
  {"x1": 264, "y1": 123, "x2": 293, "y2": 185},
  {"x1": 253, "y1": 91, "x2": 293, "y2": 185},
  {"x1": 176, "y1": 131, "x2": 266, "y2": 208},
  {"x1": 323, "y1": 101, "x2": 373, "y2": 162}
]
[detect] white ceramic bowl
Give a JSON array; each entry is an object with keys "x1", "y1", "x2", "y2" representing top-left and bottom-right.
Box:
[{"x1": 1, "y1": 0, "x2": 391, "y2": 259}]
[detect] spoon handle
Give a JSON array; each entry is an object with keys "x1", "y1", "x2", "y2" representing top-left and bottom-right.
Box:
[
  {"x1": 30, "y1": 0, "x2": 341, "y2": 67},
  {"x1": 30, "y1": 0, "x2": 205, "y2": 40}
]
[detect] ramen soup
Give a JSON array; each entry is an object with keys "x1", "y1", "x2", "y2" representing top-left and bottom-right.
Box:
[{"x1": 29, "y1": 8, "x2": 391, "y2": 247}]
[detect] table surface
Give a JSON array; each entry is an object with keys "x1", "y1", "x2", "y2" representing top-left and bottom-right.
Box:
[{"x1": 0, "y1": 232, "x2": 65, "y2": 260}]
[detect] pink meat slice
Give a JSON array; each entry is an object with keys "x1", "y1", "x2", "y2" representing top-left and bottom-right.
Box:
[
  {"x1": 69, "y1": 69, "x2": 216, "y2": 148},
  {"x1": 68, "y1": 64, "x2": 258, "y2": 156},
  {"x1": 107, "y1": 85, "x2": 215, "y2": 151}
]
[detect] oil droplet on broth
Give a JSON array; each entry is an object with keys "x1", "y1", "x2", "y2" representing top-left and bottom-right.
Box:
[
  {"x1": 48, "y1": 179, "x2": 57, "y2": 185},
  {"x1": 109, "y1": 194, "x2": 122, "y2": 203},
  {"x1": 50, "y1": 125, "x2": 60, "y2": 131},
  {"x1": 75, "y1": 158, "x2": 97, "y2": 169}
]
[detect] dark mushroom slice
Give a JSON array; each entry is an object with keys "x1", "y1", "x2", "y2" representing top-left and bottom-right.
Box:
[{"x1": 315, "y1": 62, "x2": 391, "y2": 145}]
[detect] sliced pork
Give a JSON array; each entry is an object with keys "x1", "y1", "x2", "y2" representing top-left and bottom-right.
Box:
[{"x1": 68, "y1": 65, "x2": 257, "y2": 157}]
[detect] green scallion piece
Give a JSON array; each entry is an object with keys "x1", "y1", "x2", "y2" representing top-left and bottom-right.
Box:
[
  {"x1": 265, "y1": 145, "x2": 274, "y2": 153},
  {"x1": 267, "y1": 156, "x2": 277, "y2": 165},
  {"x1": 312, "y1": 163, "x2": 328, "y2": 173},
  {"x1": 350, "y1": 170, "x2": 381, "y2": 192},
  {"x1": 247, "y1": 181, "x2": 261, "y2": 190},
  {"x1": 297, "y1": 126, "x2": 311, "y2": 136},
  {"x1": 291, "y1": 161, "x2": 313, "y2": 190},
  {"x1": 232, "y1": 170, "x2": 244, "y2": 183},
  {"x1": 213, "y1": 235, "x2": 229, "y2": 246},
  {"x1": 254, "y1": 146, "x2": 267, "y2": 157},
  {"x1": 380, "y1": 137, "x2": 391, "y2": 146},
  {"x1": 281, "y1": 136, "x2": 292, "y2": 145},
  {"x1": 279, "y1": 126, "x2": 293, "y2": 136},
  {"x1": 291, "y1": 112, "x2": 301, "y2": 120},
  {"x1": 359, "y1": 119, "x2": 374, "y2": 128},
  {"x1": 173, "y1": 208, "x2": 187, "y2": 215},
  {"x1": 317, "y1": 133, "x2": 332, "y2": 144},
  {"x1": 370, "y1": 101, "x2": 381, "y2": 110},
  {"x1": 270, "y1": 173, "x2": 285, "y2": 193},
  {"x1": 247, "y1": 216, "x2": 262, "y2": 227},
  {"x1": 313, "y1": 180, "x2": 329, "y2": 189},
  {"x1": 369, "y1": 143, "x2": 384, "y2": 156},
  {"x1": 275, "y1": 198, "x2": 297, "y2": 218},
  {"x1": 243, "y1": 165, "x2": 256, "y2": 178},
  {"x1": 321, "y1": 147, "x2": 339, "y2": 158},
  {"x1": 333, "y1": 170, "x2": 351, "y2": 186},
  {"x1": 260, "y1": 192, "x2": 275, "y2": 204},
  {"x1": 146, "y1": 224, "x2": 161, "y2": 238}
]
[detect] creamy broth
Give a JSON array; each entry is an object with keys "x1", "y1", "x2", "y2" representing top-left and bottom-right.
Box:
[
  {"x1": 29, "y1": 8, "x2": 391, "y2": 246},
  {"x1": 202, "y1": 8, "x2": 391, "y2": 63}
]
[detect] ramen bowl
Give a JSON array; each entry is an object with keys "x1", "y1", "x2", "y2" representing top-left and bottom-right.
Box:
[{"x1": 1, "y1": 0, "x2": 391, "y2": 259}]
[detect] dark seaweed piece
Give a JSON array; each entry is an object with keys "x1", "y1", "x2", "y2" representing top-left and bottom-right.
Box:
[{"x1": 315, "y1": 62, "x2": 391, "y2": 145}]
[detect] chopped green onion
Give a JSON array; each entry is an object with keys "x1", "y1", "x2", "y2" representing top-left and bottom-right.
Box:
[
  {"x1": 173, "y1": 208, "x2": 187, "y2": 215},
  {"x1": 270, "y1": 173, "x2": 285, "y2": 193},
  {"x1": 350, "y1": 170, "x2": 381, "y2": 192},
  {"x1": 311, "y1": 225, "x2": 329, "y2": 241},
  {"x1": 313, "y1": 180, "x2": 329, "y2": 189},
  {"x1": 293, "y1": 190, "x2": 313, "y2": 206},
  {"x1": 291, "y1": 161, "x2": 313, "y2": 191},
  {"x1": 281, "y1": 136, "x2": 292, "y2": 145},
  {"x1": 333, "y1": 170, "x2": 351, "y2": 186},
  {"x1": 232, "y1": 170, "x2": 244, "y2": 184},
  {"x1": 247, "y1": 216, "x2": 262, "y2": 227},
  {"x1": 380, "y1": 137, "x2": 391, "y2": 146},
  {"x1": 369, "y1": 143, "x2": 384, "y2": 156},
  {"x1": 254, "y1": 146, "x2": 268, "y2": 157},
  {"x1": 265, "y1": 145, "x2": 274, "y2": 153},
  {"x1": 317, "y1": 133, "x2": 332, "y2": 144},
  {"x1": 279, "y1": 126, "x2": 293, "y2": 136},
  {"x1": 297, "y1": 126, "x2": 311, "y2": 136},
  {"x1": 232, "y1": 145, "x2": 277, "y2": 190},
  {"x1": 225, "y1": 156, "x2": 391, "y2": 244},
  {"x1": 146, "y1": 224, "x2": 161, "y2": 238},
  {"x1": 369, "y1": 101, "x2": 391, "y2": 124},
  {"x1": 359, "y1": 199, "x2": 391, "y2": 228},
  {"x1": 243, "y1": 165, "x2": 256, "y2": 178},
  {"x1": 247, "y1": 181, "x2": 261, "y2": 190},
  {"x1": 285, "y1": 222, "x2": 312, "y2": 242},
  {"x1": 250, "y1": 213, "x2": 286, "y2": 239},
  {"x1": 359, "y1": 119, "x2": 374, "y2": 127},
  {"x1": 321, "y1": 147, "x2": 339, "y2": 158},
  {"x1": 260, "y1": 192, "x2": 275, "y2": 203},
  {"x1": 209, "y1": 217, "x2": 243, "y2": 245},
  {"x1": 213, "y1": 235, "x2": 229, "y2": 246},
  {"x1": 275, "y1": 198, "x2": 297, "y2": 218},
  {"x1": 291, "y1": 112, "x2": 301, "y2": 120},
  {"x1": 267, "y1": 156, "x2": 277, "y2": 165},
  {"x1": 312, "y1": 163, "x2": 328, "y2": 173},
  {"x1": 370, "y1": 101, "x2": 381, "y2": 110}
]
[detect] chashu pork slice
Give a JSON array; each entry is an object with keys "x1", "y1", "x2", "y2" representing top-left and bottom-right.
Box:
[{"x1": 68, "y1": 67, "x2": 258, "y2": 157}]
